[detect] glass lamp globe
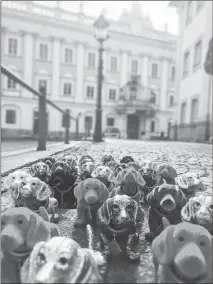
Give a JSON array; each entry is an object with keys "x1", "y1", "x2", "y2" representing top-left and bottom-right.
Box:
[{"x1": 93, "y1": 14, "x2": 109, "y2": 41}]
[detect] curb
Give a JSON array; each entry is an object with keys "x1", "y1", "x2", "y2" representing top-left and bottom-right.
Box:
[
  {"x1": 1, "y1": 143, "x2": 80, "y2": 178},
  {"x1": 2, "y1": 142, "x2": 65, "y2": 158}
]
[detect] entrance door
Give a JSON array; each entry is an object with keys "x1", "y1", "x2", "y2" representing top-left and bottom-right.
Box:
[
  {"x1": 127, "y1": 114, "x2": 139, "y2": 139},
  {"x1": 85, "y1": 116, "x2": 93, "y2": 137},
  {"x1": 33, "y1": 111, "x2": 48, "y2": 135}
]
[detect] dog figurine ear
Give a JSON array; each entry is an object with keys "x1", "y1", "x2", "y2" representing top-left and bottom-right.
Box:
[
  {"x1": 135, "y1": 171, "x2": 146, "y2": 187},
  {"x1": 20, "y1": 241, "x2": 45, "y2": 284},
  {"x1": 146, "y1": 186, "x2": 159, "y2": 207},
  {"x1": 114, "y1": 170, "x2": 124, "y2": 185},
  {"x1": 152, "y1": 224, "x2": 175, "y2": 265},
  {"x1": 107, "y1": 170, "x2": 115, "y2": 183},
  {"x1": 162, "y1": 217, "x2": 171, "y2": 229},
  {"x1": 91, "y1": 167, "x2": 99, "y2": 178},
  {"x1": 74, "y1": 180, "x2": 85, "y2": 200},
  {"x1": 36, "y1": 181, "x2": 52, "y2": 201},
  {"x1": 26, "y1": 213, "x2": 50, "y2": 248},
  {"x1": 181, "y1": 200, "x2": 193, "y2": 222},
  {"x1": 97, "y1": 198, "x2": 112, "y2": 226},
  {"x1": 176, "y1": 187, "x2": 187, "y2": 208},
  {"x1": 4, "y1": 173, "x2": 13, "y2": 189},
  {"x1": 97, "y1": 181, "x2": 109, "y2": 203},
  {"x1": 29, "y1": 164, "x2": 37, "y2": 176}
]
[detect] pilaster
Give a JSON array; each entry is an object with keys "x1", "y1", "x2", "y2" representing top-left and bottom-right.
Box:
[
  {"x1": 160, "y1": 58, "x2": 169, "y2": 111},
  {"x1": 51, "y1": 37, "x2": 61, "y2": 100},
  {"x1": 120, "y1": 51, "x2": 128, "y2": 86},
  {"x1": 76, "y1": 42, "x2": 85, "y2": 103}
]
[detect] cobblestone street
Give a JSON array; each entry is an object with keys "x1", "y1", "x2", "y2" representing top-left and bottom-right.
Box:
[{"x1": 1, "y1": 139, "x2": 212, "y2": 283}]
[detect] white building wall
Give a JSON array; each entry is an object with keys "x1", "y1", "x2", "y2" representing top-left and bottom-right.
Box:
[{"x1": 1, "y1": 1, "x2": 177, "y2": 139}]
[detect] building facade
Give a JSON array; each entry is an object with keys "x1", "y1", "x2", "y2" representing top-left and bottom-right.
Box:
[
  {"x1": 1, "y1": 1, "x2": 177, "y2": 140},
  {"x1": 169, "y1": 1, "x2": 212, "y2": 142}
]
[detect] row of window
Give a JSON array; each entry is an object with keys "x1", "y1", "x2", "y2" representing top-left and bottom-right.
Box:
[
  {"x1": 185, "y1": 1, "x2": 204, "y2": 26},
  {"x1": 6, "y1": 37, "x2": 176, "y2": 79},
  {"x1": 6, "y1": 78, "x2": 164, "y2": 102},
  {"x1": 4, "y1": 108, "x2": 116, "y2": 129},
  {"x1": 183, "y1": 39, "x2": 202, "y2": 76},
  {"x1": 180, "y1": 98, "x2": 198, "y2": 124}
]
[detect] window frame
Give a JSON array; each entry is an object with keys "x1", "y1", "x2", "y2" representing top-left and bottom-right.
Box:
[
  {"x1": 88, "y1": 52, "x2": 96, "y2": 68},
  {"x1": 39, "y1": 43, "x2": 48, "y2": 61},
  {"x1": 64, "y1": 48, "x2": 73, "y2": 64},
  {"x1": 193, "y1": 40, "x2": 202, "y2": 68},
  {"x1": 8, "y1": 38, "x2": 18, "y2": 56},
  {"x1": 63, "y1": 82, "x2": 72, "y2": 96},
  {"x1": 150, "y1": 120, "x2": 155, "y2": 133},
  {"x1": 131, "y1": 59, "x2": 138, "y2": 75},
  {"x1": 86, "y1": 85, "x2": 95, "y2": 99},
  {"x1": 110, "y1": 56, "x2": 117, "y2": 72},
  {"x1": 107, "y1": 117, "x2": 115, "y2": 127},
  {"x1": 183, "y1": 51, "x2": 190, "y2": 76},
  {"x1": 7, "y1": 78, "x2": 17, "y2": 90},
  {"x1": 151, "y1": 63, "x2": 158, "y2": 78},
  {"x1": 185, "y1": 1, "x2": 193, "y2": 25},
  {"x1": 109, "y1": 88, "x2": 116, "y2": 101},
  {"x1": 190, "y1": 98, "x2": 199, "y2": 123},
  {"x1": 5, "y1": 109, "x2": 16, "y2": 124}
]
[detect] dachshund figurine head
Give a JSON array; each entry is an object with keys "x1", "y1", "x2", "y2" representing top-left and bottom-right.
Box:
[
  {"x1": 92, "y1": 165, "x2": 115, "y2": 186},
  {"x1": 29, "y1": 162, "x2": 51, "y2": 183},
  {"x1": 4, "y1": 170, "x2": 32, "y2": 202},
  {"x1": 139, "y1": 161, "x2": 158, "y2": 189},
  {"x1": 79, "y1": 161, "x2": 95, "y2": 178},
  {"x1": 176, "y1": 172, "x2": 205, "y2": 199},
  {"x1": 114, "y1": 168, "x2": 145, "y2": 197},
  {"x1": 19, "y1": 177, "x2": 53, "y2": 213},
  {"x1": 97, "y1": 194, "x2": 144, "y2": 232},
  {"x1": 101, "y1": 155, "x2": 115, "y2": 165},
  {"x1": 20, "y1": 236, "x2": 107, "y2": 283},
  {"x1": 79, "y1": 155, "x2": 94, "y2": 167},
  {"x1": 152, "y1": 222, "x2": 213, "y2": 283},
  {"x1": 105, "y1": 161, "x2": 120, "y2": 175},
  {"x1": 181, "y1": 195, "x2": 213, "y2": 235},
  {"x1": 127, "y1": 161, "x2": 141, "y2": 172},
  {"x1": 120, "y1": 156, "x2": 135, "y2": 164},
  {"x1": 1, "y1": 207, "x2": 52, "y2": 254},
  {"x1": 147, "y1": 183, "x2": 187, "y2": 214},
  {"x1": 42, "y1": 156, "x2": 56, "y2": 170},
  {"x1": 156, "y1": 163, "x2": 178, "y2": 185},
  {"x1": 115, "y1": 163, "x2": 130, "y2": 177}
]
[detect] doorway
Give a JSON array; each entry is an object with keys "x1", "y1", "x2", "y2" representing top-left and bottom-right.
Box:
[
  {"x1": 33, "y1": 111, "x2": 48, "y2": 135},
  {"x1": 127, "y1": 114, "x2": 139, "y2": 139}
]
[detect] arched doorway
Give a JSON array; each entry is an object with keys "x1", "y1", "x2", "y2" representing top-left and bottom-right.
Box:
[{"x1": 127, "y1": 114, "x2": 139, "y2": 139}]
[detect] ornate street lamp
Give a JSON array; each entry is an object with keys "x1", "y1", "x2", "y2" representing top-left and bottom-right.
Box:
[{"x1": 93, "y1": 14, "x2": 110, "y2": 142}]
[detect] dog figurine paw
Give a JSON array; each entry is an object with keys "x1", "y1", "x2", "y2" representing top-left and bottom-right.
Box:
[
  {"x1": 97, "y1": 195, "x2": 144, "y2": 261},
  {"x1": 152, "y1": 221, "x2": 213, "y2": 283},
  {"x1": 176, "y1": 172, "x2": 205, "y2": 200},
  {"x1": 74, "y1": 178, "x2": 109, "y2": 227},
  {"x1": 145, "y1": 183, "x2": 187, "y2": 241},
  {"x1": 20, "y1": 236, "x2": 107, "y2": 283},
  {"x1": 181, "y1": 195, "x2": 213, "y2": 235},
  {"x1": 1, "y1": 207, "x2": 60, "y2": 283}
]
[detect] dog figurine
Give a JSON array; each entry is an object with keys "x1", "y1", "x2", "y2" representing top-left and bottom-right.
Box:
[
  {"x1": 49, "y1": 160, "x2": 77, "y2": 209},
  {"x1": 152, "y1": 221, "x2": 213, "y2": 283},
  {"x1": 110, "y1": 168, "x2": 146, "y2": 204},
  {"x1": 97, "y1": 195, "x2": 144, "y2": 261},
  {"x1": 105, "y1": 161, "x2": 120, "y2": 175},
  {"x1": 92, "y1": 165, "x2": 115, "y2": 192},
  {"x1": 120, "y1": 156, "x2": 135, "y2": 164},
  {"x1": 4, "y1": 170, "x2": 32, "y2": 207},
  {"x1": 20, "y1": 236, "x2": 107, "y2": 283},
  {"x1": 19, "y1": 177, "x2": 59, "y2": 223},
  {"x1": 1, "y1": 207, "x2": 60, "y2": 283},
  {"x1": 29, "y1": 162, "x2": 51, "y2": 184},
  {"x1": 181, "y1": 195, "x2": 213, "y2": 235},
  {"x1": 42, "y1": 156, "x2": 56, "y2": 170},
  {"x1": 156, "y1": 163, "x2": 178, "y2": 185},
  {"x1": 75, "y1": 158, "x2": 96, "y2": 185},
  {"x1": 139, "y1": 161, "x2": 158, "y2": 190},
  {"x1": 176, "y1": 172, "x2": 205, "y2": 200},
  {"x1": 101, "y1": 155, "x2": 115, "y2": 165},
  {"x1": 145, "y1": 183, "x2": 187, "y2": 241},
  {"x1": 60, "y1": 155, "x2": 79, "y2": 179},
  {"x1": 74, "y1": 178, "x2": 109, "y2": 228},
  {"x1": 115, "y1": 163, "x2": 130, "y2": 177},
  {"x1": 79, "y1": 155, "x2": 95, "y2": 166}
]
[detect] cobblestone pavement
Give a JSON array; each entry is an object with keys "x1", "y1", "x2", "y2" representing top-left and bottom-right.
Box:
[{"x1": 1, "y1": 139, "x2": 212, "y2": 283}]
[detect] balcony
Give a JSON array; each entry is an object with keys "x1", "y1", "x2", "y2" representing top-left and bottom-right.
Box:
[{"x1": 115, "y1": 75, "x2": 158, "y2": 117}]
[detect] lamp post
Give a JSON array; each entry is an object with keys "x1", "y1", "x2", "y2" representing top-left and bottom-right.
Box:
[{"x1": 93, "y1": 14, "x2": 109, "y2": 142}]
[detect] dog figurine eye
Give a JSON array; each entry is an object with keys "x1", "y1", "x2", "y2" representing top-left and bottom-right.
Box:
[
  {"x1": 12, "y1": 176, "x2": 15, "y2": 179},
  {"x1": 32, "y1": 182, "x2": 36, "y2": 186},
  {"x1": 59, "y1": 257, "x2": 68, "y2": 265},
  {"x1": 1, "y1": 221, "x2": 5, "y2": 227},
  {"x1": 17, "y1": 219, "x2": 23, "y2": 225},
  {"x1": 194, "y1": 202, "x2": 201, "y2": 208},
  {"x1": 178, "y1": 236, "x2": 184, "y2": 242},
  {"x1": 113, "y1": 204, "x2": 119, "y2": 210},
  {"x1": 37, "y1": 252, "x2": 46, "y2": 263},
  {"x1": 199, "y1": 241, "x2": 206, "y2": 247},
  {"x1": 126, "y1": 205, "x2": 134, "y2": 211},
  {"x1": 209, "y1": 204, "x2": 213, "y2": 210}
]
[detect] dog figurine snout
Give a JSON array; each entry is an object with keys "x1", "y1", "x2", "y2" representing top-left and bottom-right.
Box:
[
  {"x1": 1, "y1": 224, "x2": 24, "y2": 252},
  {"x1": 160, "y1": 194, "x2": 176, "y2": 212},
  {"x1": 84, "y1": 190, "x2": 98, "y2": 205},
  {"x1": 173, "y1": 242, "x2": 207, "y2": 281}
]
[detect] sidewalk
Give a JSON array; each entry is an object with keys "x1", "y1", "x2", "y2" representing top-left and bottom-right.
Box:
[{"x1": 1, "y1": 141, "x2": 83, "y2": 176}]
